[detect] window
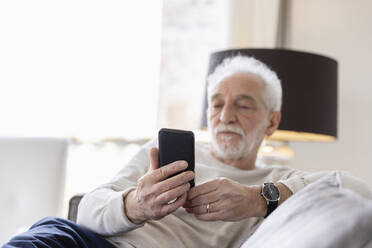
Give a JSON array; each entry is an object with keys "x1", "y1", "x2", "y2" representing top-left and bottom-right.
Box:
[
  {"x1": 0, "y1": 1, "x2": 162, "y2": 140},
  {"x1": 158, "y1": 0, "x2": 228, "y2": 130}
]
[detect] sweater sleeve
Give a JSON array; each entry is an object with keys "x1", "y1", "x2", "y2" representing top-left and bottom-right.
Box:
[
  {"x1": 76, "y1": 138, "x2": 157, "y2": 236},
  {"x1": 278, "y1": 169, "x2": 372, "y2": 200}
]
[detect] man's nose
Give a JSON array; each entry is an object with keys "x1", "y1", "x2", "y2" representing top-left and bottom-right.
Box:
[{"x1": 219, "y1": 104, "x2": 237, "y2": 124}]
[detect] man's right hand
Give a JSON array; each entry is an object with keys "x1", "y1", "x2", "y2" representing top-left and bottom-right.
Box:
[{"x1": 124, "y1": 147, "x2": 194, "y2": 224}]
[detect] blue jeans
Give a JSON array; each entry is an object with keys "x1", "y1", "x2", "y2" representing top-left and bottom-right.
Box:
[{"x1": 2, "y1": 217, "x2": 116, "y2": 248}]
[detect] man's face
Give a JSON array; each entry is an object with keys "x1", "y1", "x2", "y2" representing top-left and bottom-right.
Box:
[{"x1": 207, "y1": 72, "x2": 271, "y2": 160}]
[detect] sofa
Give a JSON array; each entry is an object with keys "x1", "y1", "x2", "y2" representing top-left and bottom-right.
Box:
[
  {"x1": 67, "y1": 172, "x2": 372, "y2": 248},
  {"x1": 0, "y1": 138, "x2": 69, "y2": 244}
]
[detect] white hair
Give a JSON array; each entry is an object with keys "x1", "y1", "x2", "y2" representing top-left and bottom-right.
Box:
[{"x1": 207, "y1": 55, "x2": 282, "y2": 112}]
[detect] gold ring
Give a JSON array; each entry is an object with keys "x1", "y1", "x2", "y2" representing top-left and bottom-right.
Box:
[{"x1": 206, "y1": 203, "x2": 210, "y2": 214}]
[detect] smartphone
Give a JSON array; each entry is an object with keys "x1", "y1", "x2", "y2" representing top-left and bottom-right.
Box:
[{"x1": 158, "y1": 128, "x2": 195, "y2": 187}]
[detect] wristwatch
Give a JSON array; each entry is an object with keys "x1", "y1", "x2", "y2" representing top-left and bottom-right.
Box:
[{"x1": 261, "y1": 183, "x2": 280, "y2": 218}]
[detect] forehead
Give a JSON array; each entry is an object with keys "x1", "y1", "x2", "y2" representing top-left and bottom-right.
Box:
[{"x1": 210, "y1": 72, "x2": 265, "y2": 100}]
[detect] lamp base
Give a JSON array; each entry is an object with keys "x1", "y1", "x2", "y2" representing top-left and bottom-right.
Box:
[{"x1": 258, "y1": 140, "x2": 294, "y2": 166}]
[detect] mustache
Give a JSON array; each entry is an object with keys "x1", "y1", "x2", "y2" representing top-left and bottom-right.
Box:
[{"x1": 213, "y1": 124, "x2": 245, "y2": 137}]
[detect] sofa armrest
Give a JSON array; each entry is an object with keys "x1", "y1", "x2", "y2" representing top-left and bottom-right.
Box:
[{"x1": 67, "y1": 194, "x2": 84, "y2": 222}]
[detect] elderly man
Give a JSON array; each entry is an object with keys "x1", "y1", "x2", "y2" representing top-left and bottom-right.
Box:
[{"x1": 4, "y1": 56, "x2": 371, "y2": 248}]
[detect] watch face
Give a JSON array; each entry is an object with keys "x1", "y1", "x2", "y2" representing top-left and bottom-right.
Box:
[{"x1": 262, "y1": 183, "x2": 280, "y2": 201}]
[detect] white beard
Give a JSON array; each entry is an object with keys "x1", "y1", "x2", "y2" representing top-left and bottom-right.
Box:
[{"x1": 208, "y1": 120, "x2": 266, "y2": 160}]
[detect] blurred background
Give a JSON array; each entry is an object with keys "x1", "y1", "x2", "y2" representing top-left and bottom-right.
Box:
[{"x1": 1, "y1": 0, "x2": 372, "y2": 244}]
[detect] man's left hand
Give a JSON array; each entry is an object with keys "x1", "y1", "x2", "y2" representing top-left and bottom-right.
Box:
[{"x1": 183, "y1": 178, "x2": 266, "y2": 221}]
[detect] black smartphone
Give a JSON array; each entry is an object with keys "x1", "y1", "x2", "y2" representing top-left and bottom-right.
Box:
[{"x1": 158, "y1": 128, "x2": 195, "y2": 187}]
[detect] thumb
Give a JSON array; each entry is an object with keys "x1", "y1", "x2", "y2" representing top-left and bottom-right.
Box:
[{"x1": 150, "y1": 147, "x2": 159, "y2": 171}]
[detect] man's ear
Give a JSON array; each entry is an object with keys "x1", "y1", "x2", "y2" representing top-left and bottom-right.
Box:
[{"x1": 265, "y1": 111, "x2": 281, "y2": 136}]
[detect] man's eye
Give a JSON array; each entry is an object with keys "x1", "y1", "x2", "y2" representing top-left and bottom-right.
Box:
[
  {"x1": 239, "y1": 105, "x2": 251, "y2": 109},
  {"x1": 213, "y1": 105, "x2": 222, "y2": 109}
]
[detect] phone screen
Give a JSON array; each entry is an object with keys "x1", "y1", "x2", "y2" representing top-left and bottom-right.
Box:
[{"x1": 158, "y1": 128, "x2": 195, "y2": 187}]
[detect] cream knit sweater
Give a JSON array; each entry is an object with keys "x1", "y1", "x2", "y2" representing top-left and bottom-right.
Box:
[{"x1": 77, "y1": 139, "x2": 372, "y2": 248}]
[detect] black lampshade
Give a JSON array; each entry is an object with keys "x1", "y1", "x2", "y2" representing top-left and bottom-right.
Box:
[{"x1": 201, "y1": 48, "x2": 338, "y2": 142}]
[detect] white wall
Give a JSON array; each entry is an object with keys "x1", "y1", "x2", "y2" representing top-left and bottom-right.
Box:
[{"x1": 286, "y1": 0, "x2": 372, "y2": 186}]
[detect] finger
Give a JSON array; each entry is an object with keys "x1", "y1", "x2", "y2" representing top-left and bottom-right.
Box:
[
  {"x1": 154, "y1": 171, "x2": 194, "y2": 194},
  {"x1": 184, "y1": 190, "x2": 220, "y2": 208},
  {"x1": 183, "y1": 200, "x2": 192, "y2": 209},
  {"x1": 190, "y1": 201, "x2": 218, "y2": 215},
  {"x1": 156, "y1": 183, "x2": 190, "y2": 205},
  {"x1": 195, "y1": 211, "x2": 223, "y2": 221},
  {"x1": 188, "y1": 180, "x2": 219, "y2": 201},
  {"x1": 160, "y1": 192, "x2": 188, "y2": 216},
  {"x1": 151, "y1": 161, "x2": 188, "y2": 183},
  {"x1": 150, "y1": 147, "x2": 159, "y2": 170}
]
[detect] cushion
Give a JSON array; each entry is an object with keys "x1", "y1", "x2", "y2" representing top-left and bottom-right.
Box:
[{"x1": 241, "y1": 172, "x2": 372, "y2": 248}]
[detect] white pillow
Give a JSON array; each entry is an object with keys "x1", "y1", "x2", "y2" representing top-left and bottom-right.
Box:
[{"x1": 241, "y1": 172, "x2": 372, "y2": 248}]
